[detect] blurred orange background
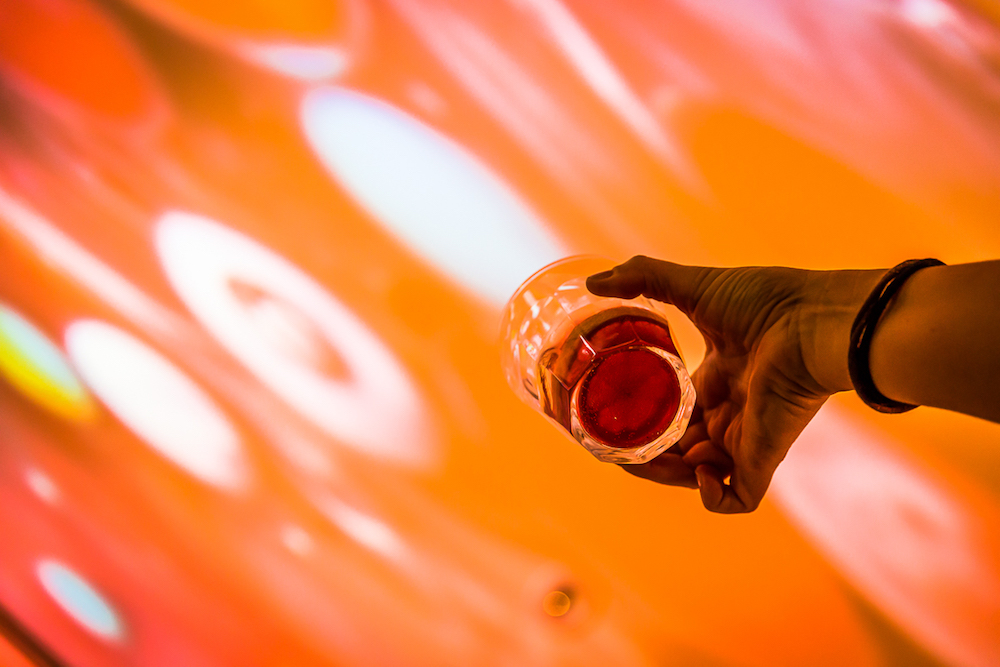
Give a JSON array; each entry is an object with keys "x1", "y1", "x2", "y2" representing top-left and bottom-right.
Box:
[{"x1": 0, "y1": 0, "x2": 998, "y2": 665}]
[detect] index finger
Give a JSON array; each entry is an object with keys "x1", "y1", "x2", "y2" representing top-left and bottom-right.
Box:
[
  {"x1": 621, "y1": 453, "x2": 698, "y2": 488},
  {"x1": 585, "y1": 255, "x2": 720, "y2": 316}
]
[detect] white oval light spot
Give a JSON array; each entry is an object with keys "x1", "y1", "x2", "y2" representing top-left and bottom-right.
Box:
[
  {"x1": 155, "y1": 212, "x2": 432, "y2": 466},
  {"x1": 323, "y1": 499, "x2": 405, "y2": 561},
  {"x1": 64, "y1": 320, "x2": 246, "y2": 489},
  {"x1": 26, "y1": 467, "x2": 59, "y2": 504},
  {"x1": 300, "y1": 86, "x2": 566, "y2": 305},
  {"x1": 37, "y1": 560, "x2": 123, "y2": 640},
  {"x1": 281, "y1": 524, "x2": 315, "y2": 557},
  {"x1": 901, "y1": 0, "x2": 956, "y2": 29}
]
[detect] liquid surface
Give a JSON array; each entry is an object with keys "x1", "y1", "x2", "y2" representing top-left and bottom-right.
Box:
[
  {"x1": 578, "y1": 347, "x2": 681, "y2": 448},
  {"x1": 538, "y1": 308, "x2": 682, "y2": 448}
]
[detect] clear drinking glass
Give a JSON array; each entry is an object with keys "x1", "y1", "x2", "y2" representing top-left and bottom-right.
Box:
[{"x1": 499, "y1": 256, "x2": 696, "y2": 464}]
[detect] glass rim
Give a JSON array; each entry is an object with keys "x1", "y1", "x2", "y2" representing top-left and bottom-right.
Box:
[{"x1": 508, "y1": 255, "x2": 611, "y2": 305}]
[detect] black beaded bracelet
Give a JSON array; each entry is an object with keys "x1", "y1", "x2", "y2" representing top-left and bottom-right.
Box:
[{"x1": 848, "y1": 258, "x2": 945, "y2": 413}]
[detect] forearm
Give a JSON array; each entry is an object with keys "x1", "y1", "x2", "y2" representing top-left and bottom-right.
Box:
[
  {"x1": 868, "y1": 261, "x2": 1000, "y2": 422},
  {"x1": 803, "y1": 261, "x2": 1000, "y2": 422}
]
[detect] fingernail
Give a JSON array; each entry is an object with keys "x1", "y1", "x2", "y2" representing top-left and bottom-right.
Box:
[
  {"x1": 695, "y1": 470, "x2": 704, "y2": 489},
  {"x1": 588, "y1": 270, "x2": 613, "y2": 281}
]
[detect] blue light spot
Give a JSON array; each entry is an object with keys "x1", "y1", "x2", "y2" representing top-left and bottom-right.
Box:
[{"x1": 38, "y1": 560, "x2": 124, "y2": 640}]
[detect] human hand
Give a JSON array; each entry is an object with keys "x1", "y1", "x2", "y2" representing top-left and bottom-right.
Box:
[{"x1": 587, "y1": 256, "x2": 883, "y2": 513}]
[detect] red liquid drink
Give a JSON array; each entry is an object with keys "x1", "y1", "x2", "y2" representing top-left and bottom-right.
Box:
[
  {"x1": 538, "y1": 307, "x2": 683, "y2": 449},
  {"x1": 501, "y1": 256, "x2": 695, "y2": 463}
]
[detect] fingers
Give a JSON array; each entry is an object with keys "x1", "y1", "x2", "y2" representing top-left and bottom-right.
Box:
[
  {"x1": 622, "y1": 407, "x2": 708, "y2": 489},
  {"x1": 696, "y1": 367, "x2": 826, "y2": 514},
  {"x1": 626, "y1": 445, "x2": 755, "y2": 511},
  {"x1": 694, "y1": 465, "x2": 761, "y2": 514},
  {"x1": 682, "y1": 440, "x2": 733, "y2": 474},
  {"x1": 620, "y1": 453, "x2": 698, "y2": 488},
  {"x1": 586, "y1": 255, "x2": 719, "y2": 316}
]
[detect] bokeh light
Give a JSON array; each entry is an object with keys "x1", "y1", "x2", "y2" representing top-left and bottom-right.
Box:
[
  {"x1": 300, "y1": 86, "x2": 567, "y2": 305},
  {"x1": 65, "y1": 319, "x2": 247, "y2": 489},
  {"x1": 0, "y1": 305, "x2": 94, "y2": 421},
  {"x1": 36, "y1": 560, "x2": 124, "y2": 641},
  {"x1": 0, "y1": 0, "x2": 998, "y2": 665}
]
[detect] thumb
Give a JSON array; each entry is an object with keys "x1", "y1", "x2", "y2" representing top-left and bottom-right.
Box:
[{"x1": 586, "y1": 255, "x2": 717, "y2": 316}]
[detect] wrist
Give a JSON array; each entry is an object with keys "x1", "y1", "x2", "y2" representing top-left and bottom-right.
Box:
[{"x1": 800, "y1": 268, "x2": 887, "y2": 395}]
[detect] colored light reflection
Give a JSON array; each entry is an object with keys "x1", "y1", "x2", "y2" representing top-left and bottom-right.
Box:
[
  {"x1": 36, "y1": 560, "x2": 123, "y2": 641},
  {"x1": 0, "y1": 305, "x2": 93, "y2": 421},
  {"x1": 252, "y1": 45, "x2": 348, "y2": 80},
  {"x1": 24, "y1": 468, "x2": 59, "y2": 505},
  {"x1": 64, "y1": 319, "x2": 247, "y2": 489},
  {"x1": 772, "y1": 407, "x2": 1000, "y2": 667},
  {"x1": 0, "y1": 0, "x2": 163, "y2": 126},
  {"x1": 155, "y1": 211, "x2": 433, "y2": 467},
  {"x1": 120, "y1": 0, "x2": 358, "y2": 80},
  {"x1": 0, "y1": 638, "x2": 34, "y2": 667},
  {"x1": 0, "y1": 0, "x2": 998, "y2": 665},
  {"x1": 128, "y1": 0, "x2": 349, "y2": 39},
  {"x1": 300, "y1": 87, "x2": 567, "y2": 305}
]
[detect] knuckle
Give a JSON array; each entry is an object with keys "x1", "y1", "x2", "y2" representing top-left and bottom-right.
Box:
[
  {"x1": 741, "y1": 493, "x2": 761, "y2": 513},
  {"x1": 626, "y1": 254, "x2": 653, "y2": 271}
]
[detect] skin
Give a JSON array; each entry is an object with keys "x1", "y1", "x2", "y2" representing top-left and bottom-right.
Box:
[{"x1": 586, "y1": 256, "x2": 1000, "y2": 514}]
